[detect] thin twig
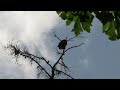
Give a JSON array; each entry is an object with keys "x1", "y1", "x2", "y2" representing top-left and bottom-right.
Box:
[
  {"x1": 65, "y1": 43, "x2": 84, "y2": 53},
  {"x1": 20, "y1": 52, "x2": 51, "y2": 78},
  {"x1": 7, "y1": 44, "x2": 52, "y2": 78},
  {"x1": 55, "y1": 69, "x2": 74, "y2": 79},
  {"x1": 53, "y1": 32, "x2": 61, "y2": 41},
  {"x1": 67, "y1": 36, "x2": 77, "y2": 41},
  {"x1": 58, "y1": 62, "x2": 70, "y2": 71},
  {"x1": 25, "y1": 52, "x2": 53, "y2": 68},
  {"x1": 61, "y1": 59, "x2": 70, "y2": 71}
]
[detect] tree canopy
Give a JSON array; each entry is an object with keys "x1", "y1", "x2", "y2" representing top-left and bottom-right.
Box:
[{"x1": 57, "y1": 11, "x2": 120, "y2": 41}]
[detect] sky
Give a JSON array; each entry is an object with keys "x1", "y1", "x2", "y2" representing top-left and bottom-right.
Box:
[{"x1": 0, "y1": 11, "x2": 120, "y2": 79}]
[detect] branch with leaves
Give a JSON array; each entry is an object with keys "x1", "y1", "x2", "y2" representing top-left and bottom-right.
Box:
[{"x1": 57, "y1": 11, "x2": 120, "y2": 41}]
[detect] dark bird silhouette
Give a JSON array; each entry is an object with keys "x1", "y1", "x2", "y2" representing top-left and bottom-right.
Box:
[{"x1": 58, "y1": 40, "x2": 67, "y2": 49}]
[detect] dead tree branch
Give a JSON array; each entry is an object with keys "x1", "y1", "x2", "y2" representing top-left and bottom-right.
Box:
[
  {"x1": 3, "y1": 32, "x2": 84, "y2": 79},
  {"x1": 65, "y1": 43, "x2": 84, "y2": 53},
  {"x1": 51, "y1": 33, "x2": 84, "y2": 79},
  {"x1": 53, "y1": 32, "x2": 61, "y2": 41},
  {"x1": 5, "y1": 43, "x2": 51, "y2": 78},
  {"x1": 55, "y1": 69, "x2": 74, "y2": 79},
  {"x1": 67, "y1": 36, "x2": 77, "y2": 41}
]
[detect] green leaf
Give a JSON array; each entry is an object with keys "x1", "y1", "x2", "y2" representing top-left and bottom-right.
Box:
[
  {"x1": 80, "y1": 12, "x2": 94, "y2": 33},
  {"x1": 87, "y1": 12, "x2": 94, "y2": 23},
  {"x1": 66, "y1": 20, "x2": 73, "y2": 26},
  {"x1": 82, "y1": 22, "x2": 91, "y2": 33},
  {"x1": 73, "y1": 16, "x2": 78, "y2": 22},
  {"x1": 67, "y1": 12, "x2": 75, "y2": 21},
  {"x1": 60, "y1": 12, "x2": 67, "y2": 20},
  {"x1": 72, "y1": 28, "x2": 80, "y2": 36},
  {"x1": 105, "y1": 21, "x2": 117, "y2": 40},
  {"x1": 102, "y1": 22, "x2": 110, "y2": 32},
  {"x1": 72, "y1": 17, "x2": 83, "y2": 36},
  {"x1": 64, "y1": 12, "x2": 76, "y2": 26}
]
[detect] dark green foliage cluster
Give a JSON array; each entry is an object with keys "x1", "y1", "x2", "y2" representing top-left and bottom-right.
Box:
[{"x1": 57, "y1": 11, "x2": 120, "y2": 41}]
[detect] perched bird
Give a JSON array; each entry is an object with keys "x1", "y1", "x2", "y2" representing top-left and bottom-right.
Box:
[{"x1": 58, "y1": 39, "x2": 67, "y2": 49}]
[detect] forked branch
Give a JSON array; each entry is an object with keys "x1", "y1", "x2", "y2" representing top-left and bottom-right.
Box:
[{"x1": 3, "y1": 32, "x2": 84, "y2": 79}]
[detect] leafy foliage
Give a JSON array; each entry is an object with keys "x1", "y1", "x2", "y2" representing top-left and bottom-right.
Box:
[{"x1": 57, "y1": 11, "x2": 120, "y2": 41}]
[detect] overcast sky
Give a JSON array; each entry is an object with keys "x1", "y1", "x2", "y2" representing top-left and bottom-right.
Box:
[{"x1": 0, "y1": 11, "x2": 120, "y2": 79}]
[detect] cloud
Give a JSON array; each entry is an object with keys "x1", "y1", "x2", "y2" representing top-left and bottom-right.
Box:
[
  {"x1": 0, "y1": 11, "x2": 60, "y2": 79},
  {"x1": 79, "y1": 58, "x2": 89, "y2": 68}
]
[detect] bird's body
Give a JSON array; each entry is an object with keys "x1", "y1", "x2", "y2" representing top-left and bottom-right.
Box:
[{"x1": 58, "y1": 40, "x2": 67, "y2": 49}]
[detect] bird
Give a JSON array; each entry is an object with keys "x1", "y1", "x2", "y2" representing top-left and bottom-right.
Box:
[{"x1": 58, "y1": 39, "x2": 67, "y2": 49}]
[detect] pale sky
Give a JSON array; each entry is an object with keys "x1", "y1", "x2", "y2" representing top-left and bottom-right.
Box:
[{"x1": 0, "y1": 11, "x2": 120, "y2": 79}]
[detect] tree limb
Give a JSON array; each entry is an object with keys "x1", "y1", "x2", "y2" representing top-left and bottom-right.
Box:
[
  {"x1": 53, "y1": 50, "x2": 65, "y2": 69},
  {"x1": 6, "y1": 44, "x2": 52, "y2": 78},
  {"x1": 24, "y1": 52, "x2": 53, "y2": 69},
  {"x1": 21, "y1": 52, "x2": 51, "y2": 77},
  {"x1": 65, "y1": 43, "x2": 84, "y2": 53},
  {"x1": 20, "y1": 52, "x2": 51, "y2": 78}
]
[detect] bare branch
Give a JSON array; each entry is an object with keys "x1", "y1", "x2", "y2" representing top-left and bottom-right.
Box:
[
  {"x1": 9, "y1": 43, "x2": 53, "y2": 69},
  {"x1": 52, "y1": 43, "x2": 84, "y2": 79},
  {"x1": 58, "y1": 58, "x2": 70, "y2": 72},
  {"x1": 3, "y1": 32, "x2": 84, "y2": 79},
  {"x1": 68, "y1": 36, "x2": 87, "y2": 41},
  {"x1": 55, "y1": 69, "x2": 74, "y2": 79},
  {"x1": 53, "y1": 50, "x2": 65, "y2": 69},
  {"x1": 65, "y1": 43, "x2": 84, "y2": 53},
  {"x1": 5, "y1": 43, "x2": 52, "y2": 78},
  {"x1": 58, "y1": 62, "x2": 70, "y2": 70},
  {"x1": 24, "y1": 53, "x2": 53, "y2": 69},
  {"x1": 53, "y1": 32, "x2": 61, "y2": 41},
  {"x1": 67, "y1": 36, "x2": 77, "y2": 41},
  {"x1": 20, "y1": 52, "x2": 51, "y2": 78}
]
